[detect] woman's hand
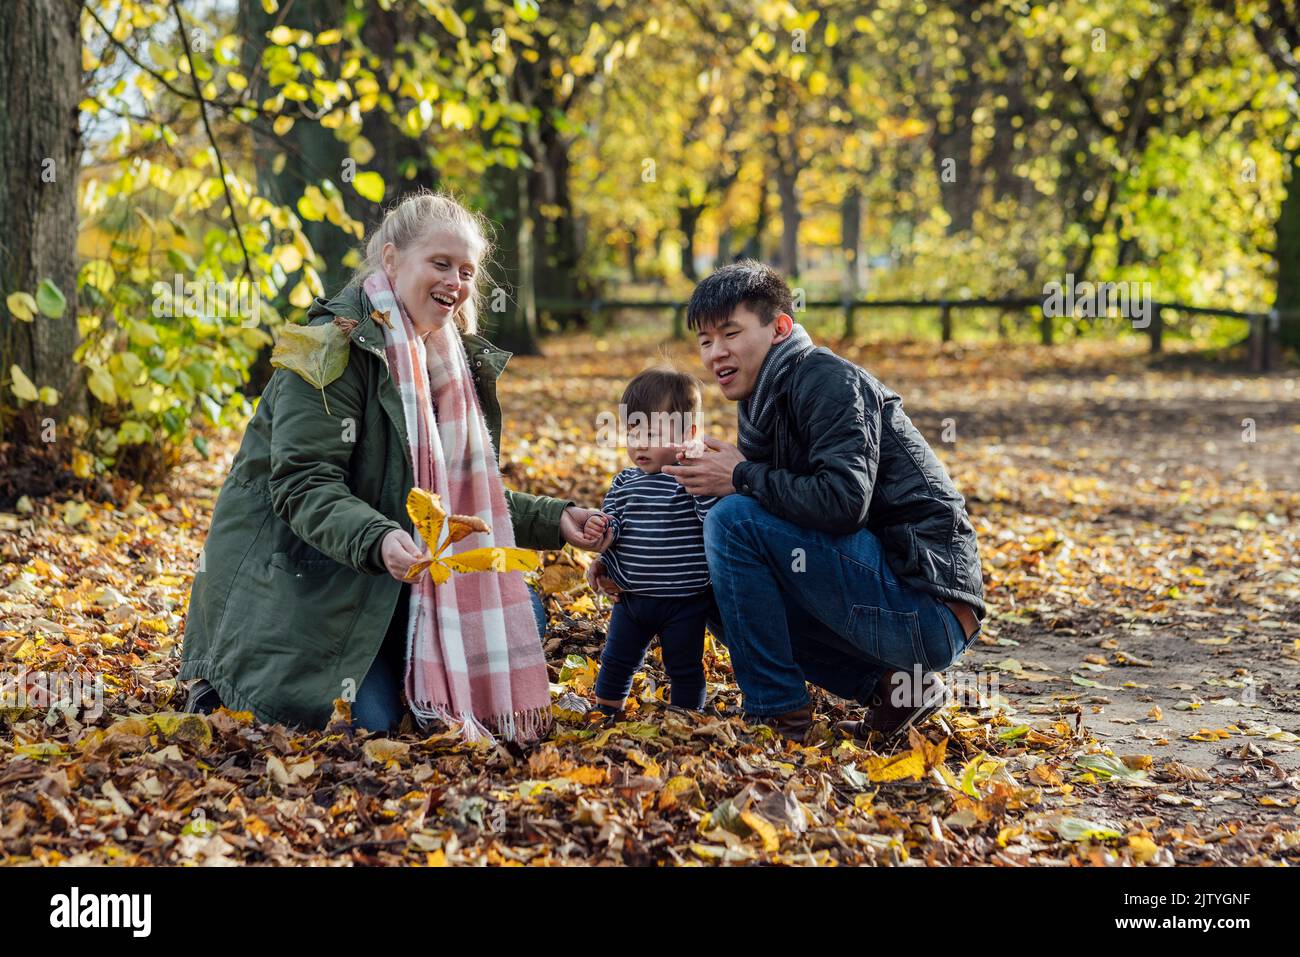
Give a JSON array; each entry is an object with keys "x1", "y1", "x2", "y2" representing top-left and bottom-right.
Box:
[
  {"x1": 381, "y1": 528, "x2": 427, "y2": 582},
  {"x1": 560, "y1": 506, "x2": 609, "y2": 550},
  {"x1": 585, "y1": 555, "x2": 622, "y2": 603}
]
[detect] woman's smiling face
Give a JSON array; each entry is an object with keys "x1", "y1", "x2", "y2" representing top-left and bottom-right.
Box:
[{"x1": 382, "y1": 225, "x2": 481, "y2": 332}]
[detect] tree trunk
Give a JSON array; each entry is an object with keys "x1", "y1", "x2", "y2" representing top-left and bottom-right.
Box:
[
  {"x1": 243, "y1": 0, "x2": 354, "y2": 297},
  {"x1": 932, "y1": 73, "x2": 978, "y2": 235},
  {"x1": 774, "y1": 127, "x2": 801, "y2": 278},
  {"x1": 528, "y1": 123, "x2": 586, "y2": 329},
  {"x1": 679, "y1": 204, "x2": 703, "y2": 281},
  {"x1": 482, "y1": 163, "x2": 540, "y2": 355},
  {"x1": 742, "y1": 177, "x2": 769, "y2": 261},
  {"x1": 716, "y1": 224, "x2": 733, "y2": 266},
  {"x1": 0, "y1": 0, "x2": 87, "y2": 427},
  {"x1": 1276, "y1": 153, "x2": 1300, "y2": 351},
  {"x1": 625, "y1": 240, "x2": 638, "y2": 282},
  {"x1": 841, "y1": 186, "x2": 862, "y2": 296},
  {"x1": 359, "y1": 8, "x2": 439, "y2": 200}
]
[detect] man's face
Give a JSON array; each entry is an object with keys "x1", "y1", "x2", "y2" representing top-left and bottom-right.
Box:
[{"x1": 697, "y1": 304, "x2": 793, "y2": 401}]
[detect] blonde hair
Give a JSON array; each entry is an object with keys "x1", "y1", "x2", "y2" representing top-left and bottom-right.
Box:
[{"x1": 356, "y1": 188, "x2": 493, "y2": 336}]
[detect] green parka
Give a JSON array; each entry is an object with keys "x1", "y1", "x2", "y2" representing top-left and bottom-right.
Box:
[{"x1": 178, "y1": 280, "x2": 574, "y2": 729}]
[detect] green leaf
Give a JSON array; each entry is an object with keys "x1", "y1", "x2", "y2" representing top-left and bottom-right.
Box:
[
  {"x1": 514, "y1": 0, "x2": 539, "y2": 22},
  {"x1": 184, "y1": 362, "x2": 213, "y2": 391},
  {"x1": 128, "y1": 320, "x2": 161, "y2": 347},
  {"x1": 87, "y1": 365, "x2": 117, "y2": 405},
  {"x1": 1054, "y1": 816, "x2": 1122, "y2": 842},
  {"x1": 9, "y1": 365, "x2": 38, "y2": 402},
  {"x1": 435, "y1": 5, "x2": 467, "y2": 37},
  {"x1": 117, "y1": 421, "x2": 153, "y2": 445},
  {"x1": 270, "y1": 321, "x2": 350, "y2": 415},
  {"x1": 352, "y1": 170, "x2": 386, "y2": 203},
  {"x1": 1074, "y1": 753, "x2": 1155, "y2": 787},
  {"x1": 199, "y1": 392, "x2": 222, "y2": 424},
  {"x1": 35, "y1": 279, "x2": 66, "y2": 319},
  {"x1": 6, "y1": 291, "x2": 37, "y2": 322}
]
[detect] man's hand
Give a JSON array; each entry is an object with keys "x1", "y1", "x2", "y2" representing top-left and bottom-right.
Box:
[
  {"x1": 661, "y1": 436, "x2": 744, "y2": 496},
  {"x1": 381, "y1": 528, "x2": 427, "y2": 582},
  {"x1": 560, "y1": 506, "x2": 609, "y2": 550},
  {"x1": 585, "y1": 555, "x2": 622, "y2": 603}
]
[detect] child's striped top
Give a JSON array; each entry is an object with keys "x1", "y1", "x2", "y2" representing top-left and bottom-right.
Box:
[{"x1": 600, "y1": 468, "x2": 718, "y2": 597}]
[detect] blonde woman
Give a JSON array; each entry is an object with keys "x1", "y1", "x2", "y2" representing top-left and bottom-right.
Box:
[{"x1": 180, "y1": 191, "x2": 608, "y2": 739}]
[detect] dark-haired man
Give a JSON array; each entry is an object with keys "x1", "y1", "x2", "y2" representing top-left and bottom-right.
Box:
[{"x1": 588, "y1": 260, "x2": 986, "y2": 745}]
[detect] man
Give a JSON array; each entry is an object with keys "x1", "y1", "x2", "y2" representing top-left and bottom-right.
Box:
[{"x1": 588, "y1": 260, "x2": 986, "y2": 745}]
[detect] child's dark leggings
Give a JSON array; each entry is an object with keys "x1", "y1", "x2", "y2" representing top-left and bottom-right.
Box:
[{"x1": 594, "y1": 589, "x2": 713, "y2": 709}]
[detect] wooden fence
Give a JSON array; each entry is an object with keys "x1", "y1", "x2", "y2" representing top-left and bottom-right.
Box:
[{"x1": 535, "y1": 296, "x2": 1298, "y2": 372}]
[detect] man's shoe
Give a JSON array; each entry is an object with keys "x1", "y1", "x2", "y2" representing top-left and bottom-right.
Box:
[
  {"x1": 835, "y1": 671, "x2": 947, "y2": 747},
  {"x1": 744, "y1": 704, "x2": 814, "y2": 743},
  {"x1": 183, "y1": 679, "x2": 223, "y2": 715}
]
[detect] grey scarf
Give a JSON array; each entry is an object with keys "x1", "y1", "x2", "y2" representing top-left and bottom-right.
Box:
[{"x1": 737, "y1": 322, "x2": 815, "y2": 461}]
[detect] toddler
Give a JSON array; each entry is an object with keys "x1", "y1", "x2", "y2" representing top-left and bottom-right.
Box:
[{"x1": 584, "y1": 368, "x2": 716, "y2": 715}]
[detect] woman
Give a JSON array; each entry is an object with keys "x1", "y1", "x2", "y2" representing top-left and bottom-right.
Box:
[{"x1": 179, "y1": 191, "x2": 607, "y2": 739}]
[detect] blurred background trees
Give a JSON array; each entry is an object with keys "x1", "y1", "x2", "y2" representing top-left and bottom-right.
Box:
[{"x1": 2, "y1": 0, "x2": 1298, "y2": 494}]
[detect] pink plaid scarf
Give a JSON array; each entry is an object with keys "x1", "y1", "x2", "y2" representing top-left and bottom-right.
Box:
[{"x1": 363, "y1": 272, "x2": 552, "y2": 743}]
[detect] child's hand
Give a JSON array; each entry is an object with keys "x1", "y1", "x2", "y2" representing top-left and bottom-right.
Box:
[
  {"x1": 674, "y1": 436, "x2": 708, "y2": 462},
  {"x1": 681, "y1": 436, "x2": 707, "y2": 459},
  {"x1": 586, "y1": 556, "x2": 622, "y2": 603},
  {"x1": 580, "y1": 512, "x2": 611, "y2": 548}
]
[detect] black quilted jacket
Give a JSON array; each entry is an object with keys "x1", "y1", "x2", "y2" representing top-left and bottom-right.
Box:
[{"x1": 730, "y1": 347, "x2": 986, "y2": 618}]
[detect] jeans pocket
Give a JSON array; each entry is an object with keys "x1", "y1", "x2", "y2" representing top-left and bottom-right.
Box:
[{"x1": 845, "y1": 604, "x2": 922, "y2": 670}]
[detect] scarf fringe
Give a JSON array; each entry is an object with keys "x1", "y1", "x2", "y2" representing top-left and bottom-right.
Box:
[{"x1": 409, "y1": 699, "x2": 553, "y2": 745}]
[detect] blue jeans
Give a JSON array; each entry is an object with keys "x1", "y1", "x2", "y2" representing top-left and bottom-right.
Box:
[
  {"x1": 352, "y1": 584, "x2": 548, "y2": 733},
  {"x1": 594, "y1": 589, "x2": 712, "y2": 709},
  {"x1": 702, "y1": 495, "x2": 979, "y2": 717}
]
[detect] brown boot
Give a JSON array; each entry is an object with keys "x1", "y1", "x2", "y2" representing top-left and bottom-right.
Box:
[
  {"x1": 744, "y1": 704, "x2": 814, "y2": 743},
  {"x1": 835, "y1": 671, "x2": 947, "y2": 747}
]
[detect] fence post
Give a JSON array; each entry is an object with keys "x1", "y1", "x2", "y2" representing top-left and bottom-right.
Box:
[
  {"x1": 1039, "y1": 308, "x2": 1053, "y2": 345},
  {"x1": 939, "y1": 302, "x2": 952, "y2": 343},
  {"x1": 1147, "y1": 304, "x2": 1163, "y2": 353},
  {"x1": 843, "y1": 297, "x2": 855, "y2": 339},
  {"x1": 1248, "y1": 313, "x2": 1268, "y2": 373},
  {"x1": 672, "y1": 304, "x2": 685, "y2": 340}
]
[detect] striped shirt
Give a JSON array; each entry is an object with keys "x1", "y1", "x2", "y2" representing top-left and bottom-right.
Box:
[{"x1": 600, "y1": 468, "x2": 718, "y2": 597}]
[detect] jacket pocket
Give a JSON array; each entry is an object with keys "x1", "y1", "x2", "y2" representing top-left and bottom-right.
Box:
[
  {"x1": 270, "y1": 549, "x2": 342, "y2": 578},
  {"x1": 260, "y1": 556, "x2": 363, "y2": 663},
  {"x1": 844, "y1": 604, "x2": 922, "y2": 670}
]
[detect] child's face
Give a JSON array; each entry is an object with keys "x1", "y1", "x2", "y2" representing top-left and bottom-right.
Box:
[
  {"x1": 382, "y1": 225, "x2": 481, "y2": 331},
  {"x1": 627, "y1": 409, "x2": 697, "y2": 474}
]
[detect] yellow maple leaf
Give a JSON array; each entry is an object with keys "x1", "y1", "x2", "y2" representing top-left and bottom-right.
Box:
[
  {"x1": 860, "y1": 748, "x2": 927, "y2": 782},
  {"x1": 402, "y1": 488, "x2": 540, "y2": 584}
]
